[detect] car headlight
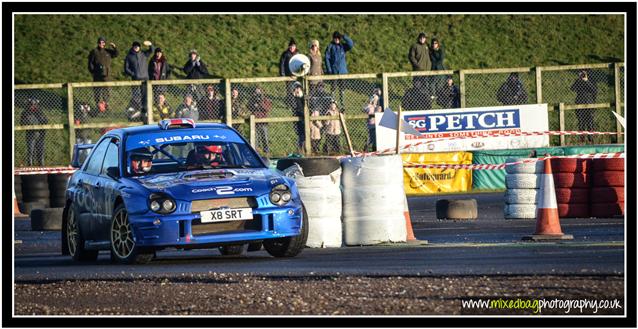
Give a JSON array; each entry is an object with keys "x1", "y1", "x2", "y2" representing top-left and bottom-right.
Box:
[
  {"x1": 149, "y1": 193, "x2": 176, "y2": 214},
  {"x1": 270, "y1": 184, "x2": 292, "y2": 206}
]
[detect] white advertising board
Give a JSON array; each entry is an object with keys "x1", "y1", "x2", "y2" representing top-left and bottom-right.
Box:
[{"x1": 375, "y1": 104, "x2": 550, "y2": 153}]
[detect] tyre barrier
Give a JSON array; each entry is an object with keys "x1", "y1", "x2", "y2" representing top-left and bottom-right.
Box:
[
  {"x1": 436, "y1": 199, "x2": 478, "y2": 220},
  {"x1": 22, "y1": 201, "x2": 50, "y2": 215},
  {"x1": 552, "y1": 173, "x2": 589, "y2": 188},
  {"x1": 21, "y1": 174, "x2": 50, "y2": 207},
  {"x1": 550, "y1": 158, "x2": 591, "y2": 173},
  {"x1": 505, "y1": 173, "x2": 541, "y2": 189},
  {"x1": 294, "y1": 170, "x2": 343, "y2": 248},
  {"x1": 48, "y1": 174, "x2": 70, "y2": 208},
  {"x1": 30, "y1": 207, "x2": 64, "y2": 231},
  {"x1": 341, "y1": 155, "x2": 407, "y2": 245},
  {"x1": 15, "y1": 175, "x2": 24, "y2": 213},
  {"x1": 504, "y1": 204, "x2": 537, "y2": 219},
  {"x1": 555, "y1": 188, "x2": 589, "y2": 204},
  {"x1": 592, "y1": 158, "x2": 624, "y2": 172},
  {"x1": 504, "y1": 188, "x2": 539, "y2": 205},
  {"x1": 276, "y1": 157, "x2": 341, "y2": 177},
  {"x1": 557, "y1": 203, "x2": 590, "y2": 218}
]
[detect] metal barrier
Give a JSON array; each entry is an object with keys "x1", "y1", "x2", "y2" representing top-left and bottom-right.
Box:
[{"x1": 13, "y1": 62, "x2": 626, "y2": 167}]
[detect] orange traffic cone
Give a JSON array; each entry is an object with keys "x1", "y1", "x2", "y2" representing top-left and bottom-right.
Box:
[
  {"x1": 523, "y1": 157, "x2": 573, "y2": 241},
  {"x1": 14, "y1": 190, "x2": 26, "y2": 217},
  {"x1": 404, "y1": 194, "x2": 425, "y2": 244}
]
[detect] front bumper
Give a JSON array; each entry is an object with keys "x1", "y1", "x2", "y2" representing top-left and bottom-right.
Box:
[{"x1": 129, "y1": 205, "x2": 303, "y2": 248}]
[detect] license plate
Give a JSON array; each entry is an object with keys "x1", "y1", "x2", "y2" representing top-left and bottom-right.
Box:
[{"x1": 200, "y1": 208, "x2": 253, "y2": 223}]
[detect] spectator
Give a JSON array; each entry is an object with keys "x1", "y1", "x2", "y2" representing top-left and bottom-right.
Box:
[
  {"x1": 308, "y1": 39, "x2": 323, "y2": 95},
  {"x1": 325, "y1": 31, "x2": 354, "y2": 109},
  {"x1": 124, "y1": 40, "x2": 154, "y2": 122},
  {"x1": 436, "y1": 76, "x2": 461, "y2": 109},
  {"x1": 20, "y1": 98, "x2": 48, "y2": 166},
  {"x1": 309, "y1": 81, "x2": 333, "y2": 115},
  {"x1": 571, "y1": 70, "x2": 598, "y2": 144},
  {"x1": 323, "y1": 101, "x2": 342, "y2": 155},
  {"x1": 183, "y1": 49, "x2": 209, "y2": 100},
  {"x1": 310, "y1": 109, "x2": 323, "y2": 155},
  {"x1": 290, "y1": 82, "x2": 306, "y2": 153},
  {"x1": 175, "y1": 94, "x2": 199, "y2": 121},
  {"x1": 363, "y1": 93, "x2": 383, "y2": 152},
  {"x1": 248, "y1": 86, "x2": 272, "y2": 155},
  {"x1": 429, "y1": 37, "x2": 446, "y2": 98},
  {"x1": 74, "y1": 102, "x2": 93, "y2": 146},
  {"x1": 199, "y1": 85, "x2": 222, "y2": 121},
  {"x1": 231, "y1": 87, "x2": 249, "y2": 132},
  {"x1": 279, "y1": 38, "x2": 299, "y2": 77},
  {"x1": 497, "y1": 72, "x2": 528, "y2": 105},
  {"x1": 408, "y1": 32, "x2": 431, "y2": 92},
  {"x1": 402, "y1": 79, "x2": 431, "y2": 111},
  {"x1": 87, "y1": 36, "x2": 118, "y2": 115},
  {"x1": 152, "y1": 94, "x2": 173, "y2": 121},
  {"x1": 148, "y1": 47, "x2": 172, "y2": 102}
]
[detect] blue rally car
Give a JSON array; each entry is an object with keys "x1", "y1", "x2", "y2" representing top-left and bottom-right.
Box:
[{"x1": 62, "y1": 119, "x2": 308, "y2": 264}]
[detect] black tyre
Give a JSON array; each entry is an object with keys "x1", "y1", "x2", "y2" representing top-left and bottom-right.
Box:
[
  {"x1": 219, "y1": 244, "x2": 248, "y2": 256},
  {"x1": 23, "y1": 189, "x2": 50, "y2": 202},
  {"x1": 30, "y1": 207, "x2": 64, "y2": 231},
  {"x1": 110, "y1": 204, "x2": 153, "y2": 264},
  {"x1": 276, "y1": 157, "x2": 340, "y2": 177},
  {"x1": 48, "y1": 174, "x2": 70, "y2": 197},
  {"x1": 263, "y1": 204, "x2": 308, "y2": 258},
  {"x1": 64, "y1": 205, "x2": 98, "y2": 261},
  {"x1": 247, "y1": 242, "x2": 263, "y2": 252},
  {"x1": 22, "y1": 201, "x2": 49, "y2": 215},
  {"x1": 50, "y1": 196, "x2": 67, "y2": 208}
]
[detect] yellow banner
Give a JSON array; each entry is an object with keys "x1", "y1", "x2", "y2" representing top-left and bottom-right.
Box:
[{"x1": 402, "y1": 152, "x2": 473, "y2": 195}]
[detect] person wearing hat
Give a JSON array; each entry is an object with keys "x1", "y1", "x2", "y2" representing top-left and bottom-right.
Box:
[
  {"x1": 183, "y1": 49, "x2": 210, "y2": 101},
  {"x1": 129, "y1": 148, "x2": 154, "y2": 175},
  {"x1": 124, "y1": 40, "x2": 154, "y2": 121},
  {"x1": 290, "y1": 82, "x2": 306, "y2": 153},
  {"x1": 279, "y1": 38, "x2": 299, "y2": 77},
  {"x1": 148, "y1": 47, "x2": 172, "y2": 101},
  {"x1": 408, "y1": 32, "x2": 433, "y2": 100},
  {"x1": 88, "y1": 36, "x2": 119, "y2": 115},
  {"x1": 324, "y1": 31, "x2": 354, "y2": 110},
  {"x1": 308, "y1": 39, "x2": 323, "y2": 96}
]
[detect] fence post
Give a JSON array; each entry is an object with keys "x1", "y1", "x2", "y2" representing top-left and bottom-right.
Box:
[
  {"x1": 558, "y1": 103, "x2": 565, "y2": 146},
  {"x1": 249, "y1": 115, "x2": 256, "y2": 148},
  {"x1": 382, "y1": 73, "x2": 389, "y2": 110},
  {"x1": 535, "y1": 66, "x2": 543, "y2": 104},
  {"x1": 303, "y1": 78, "x2": 311, "y2": 156},
  {"x1": 146, "y1": 81, "x2": 154, "y2": 124},
  {"x1": 225, "y1": 79, "x2": 232, "y2": 127},
  {"x1": 613, "y1": 63, "x2": 623, "y2": 144},
  {"x1": 459, "y1": 70, "x2": 466, "y2": 108},
  {"x1": 395, "y1": 105, "x2": 403, "y2": 154},
  {"x1": 66, "y1": 83, "x2": 76, "y2": 161}
]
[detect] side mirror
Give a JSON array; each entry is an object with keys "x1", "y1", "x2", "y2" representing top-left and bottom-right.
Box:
[{"x1": 106, "y1": 167, "x2": 120, "y2": 180}]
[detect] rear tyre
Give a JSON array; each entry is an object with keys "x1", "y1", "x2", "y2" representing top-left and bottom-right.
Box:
[
  {"x1": 264, "y1": 205, "x2": 309, "y2": 258},
  {"x1": 65, "y1": 205, "x2": 98, "y2": 261},
  {"x1": 219, "y1": 244, "x2": 248, "y2": 256},
  {"x1": 110, "y1": 204, "x2": 153, "y2": 264}
]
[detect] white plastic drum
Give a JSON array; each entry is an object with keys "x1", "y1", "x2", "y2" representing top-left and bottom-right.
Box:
[
  {"x1": 295, "y1": 171, "x2": 343, "y2": 248},
  {"x1": 341, "y1": 155, "x2": 407, "y2": 245}
]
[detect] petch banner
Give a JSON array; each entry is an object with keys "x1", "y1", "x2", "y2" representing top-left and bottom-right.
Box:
[{"x1": 375, "y1": 104, "x2": 550, "y2": 152}]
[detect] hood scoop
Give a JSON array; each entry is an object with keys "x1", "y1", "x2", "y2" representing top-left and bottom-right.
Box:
[{"x1": 184, "y1": 170, "x2": 235, "y2": 181}]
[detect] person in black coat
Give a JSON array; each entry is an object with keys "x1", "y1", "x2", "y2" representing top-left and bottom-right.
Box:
[
  {"x1": 183, "y1": 49, "x2": 209, "y2": 100},
  {"x1": 279, "y1": 38, "x2": 298, "y2": 77},
  {"x1": 148, "y1": 47, "x2": 171, "y2": 102},
  {"x1": 19, "y1": 98, "x2": 48, "y2": 166},
  {"x1": 289, "y1": 82, "x2": 306, "y2": 153},
  {"x1": 497, "y1": 73, "x2": 528, "y2": 105},
  {"x1": 571, "y1": 70, "x2": 598, "y2": 143},
  {"x1": 436, "y1": 76, "x2": 461, "y2": 109}
]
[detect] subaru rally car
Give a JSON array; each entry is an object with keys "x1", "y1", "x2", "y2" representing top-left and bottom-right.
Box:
[{"x1": 62, "y1": 119, "x2": 308, "y2": 264}]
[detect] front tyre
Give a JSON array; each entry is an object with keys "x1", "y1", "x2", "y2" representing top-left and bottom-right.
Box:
[
  {"x1": 219, "y1": 244, "x2": 248, "y2": 256},
  {"x1": 65, "y1": 205, "x2": 98, "y2": 261},
  {"x1": 264, "y1": 204, "x2": 308, "y2": 258},
  {"x1": 110, "y1": 204, "x2": 153, "y2": 264}
]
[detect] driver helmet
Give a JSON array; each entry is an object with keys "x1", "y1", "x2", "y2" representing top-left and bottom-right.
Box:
[
  {"x1": 130, "y1": 148, "x2": 153, "y2": 174},
  {"x1": 196, "y1": 144, "x2": 223, "y2": 166}
]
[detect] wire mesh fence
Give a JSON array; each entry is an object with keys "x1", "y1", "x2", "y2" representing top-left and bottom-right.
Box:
[
  {"x1": 14, "y1": 85, "x2": 68, "y2": 167},
  {"x1": 13, "y1": 62, "x2": 626, "y2": 168},
  {"x1": 463, "y1": 69, "x2": 536, "y2": 108}
]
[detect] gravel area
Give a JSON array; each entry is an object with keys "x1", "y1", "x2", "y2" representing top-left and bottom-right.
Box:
[{"x1": 14, "y1": 274, "x2": 624, "y2": 315}]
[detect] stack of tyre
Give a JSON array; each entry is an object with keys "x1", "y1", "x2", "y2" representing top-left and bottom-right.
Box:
[
  {"x1": 550, "y1": 158, "x2": 591, "y2": 218},
  {"x1": 48, "y1": 173, "x2": 70, "y2": 208},
  {"x1": 14, "y1": 175, "x2": 23, "y2": 213},
  {"x1": 590, "y1": 158, "x2": 624, "y2": 217},
  {"x1": 20, "y1": 174, "x2": 50, "y2": 214},
  {"x1": 503, "y1": 157, "x2": 543, "y2": 219},
  {"x1": 276, "y1": 157, "x2": 343, "y2": 248}
]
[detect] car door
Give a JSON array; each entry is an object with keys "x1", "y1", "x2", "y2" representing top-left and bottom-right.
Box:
[
  {"x1": 76, "y1": 137, "x2": 111, "y2": 242},
  {"x1": 94, "y1": 138, "x2": 121, "y2": 242}
]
